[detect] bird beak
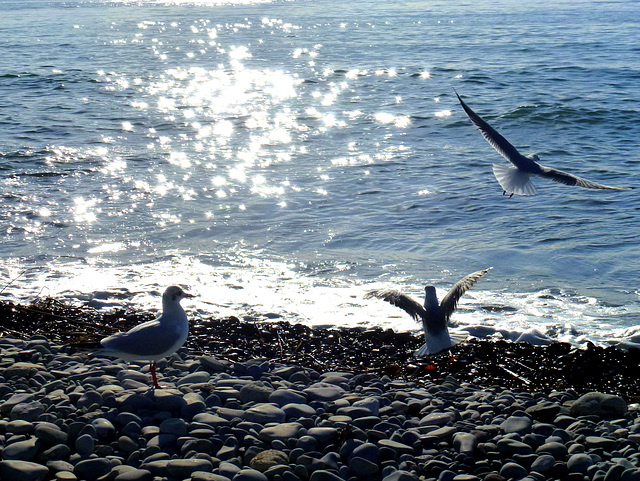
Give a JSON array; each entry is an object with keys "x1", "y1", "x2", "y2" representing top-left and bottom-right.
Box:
[{"x1": 183, "y1": 292, "x2": 195, "y2": 298}]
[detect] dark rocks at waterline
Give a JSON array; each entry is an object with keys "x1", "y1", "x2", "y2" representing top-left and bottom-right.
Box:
[
  {"x1": 0, "y1": 335, "x2": 639, "y2": 481},
  {"x1": 2, "y1": 298, "x2": 640, "y2": 399}
]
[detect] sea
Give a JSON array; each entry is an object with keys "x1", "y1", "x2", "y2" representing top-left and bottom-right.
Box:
[{"x1": 1, "y1": 0, "x2": 639, "y2": 348}]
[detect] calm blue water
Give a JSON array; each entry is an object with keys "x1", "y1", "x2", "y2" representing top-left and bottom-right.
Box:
[{"x1": 1, "y1": 0, "x2": 639, "y2": 346}]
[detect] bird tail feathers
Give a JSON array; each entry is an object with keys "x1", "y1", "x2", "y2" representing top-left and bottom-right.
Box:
[
  {"x1": 492, "y1": 164, "x2": 537, "y2": 196},
  {"x1": 413, "y1": 332, "x2": 468, "y2": 358},
  {"x1": 450, "y1": 332, "x2": 467, "y2": 347}
]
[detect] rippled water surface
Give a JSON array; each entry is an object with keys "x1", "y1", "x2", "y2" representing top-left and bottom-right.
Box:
[{"x1": 1, "y1": 0, "x2": 639, "y2": 345}]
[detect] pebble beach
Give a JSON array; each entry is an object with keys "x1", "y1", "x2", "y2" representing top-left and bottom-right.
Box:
[{"x1": 1, "y1": 299, "x2": 640, "y2": 481}]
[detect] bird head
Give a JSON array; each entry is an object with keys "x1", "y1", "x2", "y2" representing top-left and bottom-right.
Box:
[
  {"x1": 424, "y1": 285, "x2": 439, "y2": 307},
  {"x1": 163, "y1": 285, "x2": 195, "y2": 303}
]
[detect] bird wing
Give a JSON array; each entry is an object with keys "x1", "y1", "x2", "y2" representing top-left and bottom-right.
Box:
[
  {"x1": 365, "y1": 289, "x2": 427, "y2": 322},
  {"x1": 440, "y1": 267, "x2": 492, "y2": 322},
  {"x1": 537, "y1": 164, "x2": 632, "y2": 190},
  {"x1": 100, "y1": 320, "x2": 179, "y2": 358},
  {"x1": 455, "y1": 90, "x2": 525, "y2": 166}
]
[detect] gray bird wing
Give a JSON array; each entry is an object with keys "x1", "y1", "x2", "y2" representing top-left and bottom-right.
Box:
[
  {"x1": 455, "y1": 90, "x2": 525, "y2": 167},
  {"x1": 365, "y1": 289, "x2": 427, "y2": 322},
  {"x1": 537, "y1": 164, "x2": 632, "y2": 190},
  {"x1": 100, "y1": 320, "x2": 178, "y2": 358},
  {"x1": 440, "y1": 267, "x2": 492, "y2": 322}
]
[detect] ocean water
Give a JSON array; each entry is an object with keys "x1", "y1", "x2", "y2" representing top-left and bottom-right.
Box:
[{"x1": 1, "y1": 0, "x2": 639, "y2": 347}]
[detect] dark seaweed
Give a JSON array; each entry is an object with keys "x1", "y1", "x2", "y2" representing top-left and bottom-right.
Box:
[{"x1": 1, "y1": 299, "x2": 639, "y2": 401}]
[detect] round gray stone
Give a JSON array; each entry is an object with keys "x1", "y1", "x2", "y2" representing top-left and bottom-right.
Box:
[
  {"x1": 77, "y1": 391, "x2": 103, "y2": 409},
  {"x1": 382, "y1": 470, "x2": 419, "y2": 481},
  {"x1": 351, "y1": 398, "x2": 380, "y2": 416},
  {"x1": 10, "y1": 402, "x2": 45, "y2": 422},
  {"x1": 500, "y1": 462, "x2": 528, "y2": 479},
  {"x1": 91, "y1": 418, "x2": 116, "y2": 439},
  {"x1": 378, "y1": 439, "x2": 413, "y2": 456},
  {"x1": 75, "y1": 433, "x2": 95, "y2": 456},
  {"x1": 501, "y1": 415, "x2": 532, "y2": 435},
  {"x1": 567, "y1": 453, "x2": 593, "y2": 474},
  {"x1": 35, "y1": 424, "x2": 68, "y2": 445},
  {"x1": 585, "y1": 436, "x2": 617, "y2": 451},
  {"x1": 570, "y1": 392, "x2": 627, "y2": 419},
  {"x1": 192, "y1": 473, "x2": 233, "y2": 481},
  {"x1": 74, "y1": 458, "x2": 112, "y2": 481},
  {"x1": 176, "y1": 371, "x2": 211, "y2": 386},
  {"x1": 307, "y1": 427, "x2": 338, "y2": 444},
  {"x1": 536, "y1": 441, "x2": 567, "y2": 458},
  {"x1": 166, "y1": 459, "x2": 214, "y2": 478},
  {"x1": 419, "y1": 412, "x2": 451, "y2": 427},
  {"x1": 497, "y1": 438, "x2": 533, "y2": 455},
  {"x1": 244, "y1": 404, "x2": 286, "y2": 424},
  {"x1": 233, "y1": 468, "x2": 269, "y2": 481},
  {"x1": 282, "y1": 403, "x2": 316, "y2": 419},
  {"x1": 269, "y1": 389, "x2": 307, "y2": 406},
  {"x1": 114, "y1": 468, "x2": 153, "y2": 481},
  {"x1": 531, "y1": 454, "x2": 556, "y2": 473},
  {"x1": 452, "y1": 432, "x2": 477, "y2": 455},
  {"x1": 249, "y1": 450, "x2": 289, "y2": 472},
  {"x1": 259, "y1": 423, "x2": 302, "y2": 442},
  {"x1": 239, "y1": 383, "x2": 273, "y2": 403},
  {"x1": 159, "y1": 418, "x2": 188, "y2": 437},
  {"x1": 0, "y1": 460, "x2": 49, "y2": 481},
  {"x1": 349, "y1": 456, "x2": 379, "y2": 476},
  {"x1": 303, "y1": 384, "x2": 345, "y2": 402},
  {"x1": 309, "y1": 470, "x2": 347, "y2": 481},
  {"x1": 1, "y1": 437, "x2": 40, "y2": 461}
]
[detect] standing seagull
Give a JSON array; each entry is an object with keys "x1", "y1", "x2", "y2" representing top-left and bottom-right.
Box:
[
  {"x1": 365, "y1": 268, "x2": 491, "y2": 357},
  {"x1": 454, "y1": 90, "x2": 631, "y2": 196},
  {"x1": 99, "y1": 285, "x2": 194, "y2": 389}
]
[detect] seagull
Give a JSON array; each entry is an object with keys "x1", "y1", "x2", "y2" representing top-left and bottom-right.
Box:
[
  {"x1": 454, "y1": 89, "x2": 632, "y2": 196},
  {"x1": 365, "y1": 268, "x2": 491, "y2": 357},
  {"x1": 99, "y1": 285, "x2": 194, "y2": 389}
]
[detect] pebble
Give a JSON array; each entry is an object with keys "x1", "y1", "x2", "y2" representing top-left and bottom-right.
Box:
[
  {"x1": 500, "y1": 415, "x2": 532, "y2": 435},
  {"x1": 73, "y1": 457, "x2": 112, "y2": 480},
  {"x1": 499, "y1": 462, "x2": 528, "y2": 479},
  {"x1": 570, "y1": 392, "x2": 627, "y2": 419},
  {"x1": 244, "y1": 404, "x2": 286, "y2": 424},
  {"x1": 166, "y1": 458, "x2": 214, "y2": 478},
  {"x1": 530, "y1": 454, "x2": 556, "y2": 473},
  {"x1": 567, "y1": 453, "x2": 594, "y2": 474},
  {"x1": 250, "y1": 449, "x2": 289, "y2": 471},
  {"x1": 0, "y1": 334, "x2": 638, "y2": 481},
  {"x1": 233, "y1": 468, "x2": 268, "y2": 481},
  {"x1": 0, "y1": 460, "x2": 49, "y2": 481},
  {"x1": 1, "y1": 437, "x2": 40, "y2": 461}
]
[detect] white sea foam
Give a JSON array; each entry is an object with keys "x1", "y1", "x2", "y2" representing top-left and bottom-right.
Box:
[{"x1": 1, "y1": 253, "x2": 638, "y2": 350}]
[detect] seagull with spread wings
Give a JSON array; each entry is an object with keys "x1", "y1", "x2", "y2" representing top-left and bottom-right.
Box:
[
  {"x1": 454, "y1": 90, "x2": 632, "y2": 197},
  {"x1": 365, "y1": 268, "x2": 491, "y2": 357}
]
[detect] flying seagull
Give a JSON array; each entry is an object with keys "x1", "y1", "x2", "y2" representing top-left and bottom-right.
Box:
[
  {"x1": 365, "y1": 268, "x2": 491, "y2": 357},
  {"x1": 99, "y1": 285, "x2": 194, "y2": 389},
  {"x1": 454, "y1": 89, "x2": 631, "y2": 196}
]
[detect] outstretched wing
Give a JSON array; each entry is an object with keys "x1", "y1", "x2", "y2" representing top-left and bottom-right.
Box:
[
  {"x1": 440, "y1": 267, "x2": 492, "y2": 321},
  {"x1": 538, "y1": 164, "x2": 631, "y2": 190},
  {"x1": 455, "y1": 90, "x2": 524, "y2": 166},
  {"x1": 365, "y1": 289, "x2": 426, "y2": 322}
]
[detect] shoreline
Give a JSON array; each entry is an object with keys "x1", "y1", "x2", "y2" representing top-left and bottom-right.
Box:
[{"x1": 1, "y1": 298, "x2": 639, "y2": 401}]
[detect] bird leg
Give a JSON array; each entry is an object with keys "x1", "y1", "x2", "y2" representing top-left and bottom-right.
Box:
[
  {"x1": 509, "y1": 192, "x2": 514, "y2": 198},
  {"x1": 502, "y1": 190, "x2": 506, "y2": 195},
  {"x1": 150, "y1": 361, "x2": 163, "y2": 389}
]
